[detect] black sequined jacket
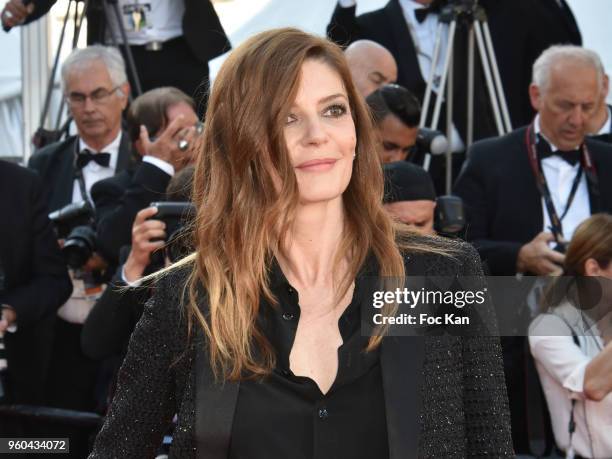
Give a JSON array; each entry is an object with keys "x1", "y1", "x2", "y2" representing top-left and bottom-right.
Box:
[{"x1": 89, "y1": 238, "x2": 514, "y2": 458}]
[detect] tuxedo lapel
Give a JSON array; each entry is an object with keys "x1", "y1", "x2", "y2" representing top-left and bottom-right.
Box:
[
  {"x1": 384, "y1": 0, "x2": 424, "y2": 90},
  {"x1": 512, "y1": 127, "x2": 544, "y2": 239},
  {"x1": 380, "y1": 335, "x2": 425, "y2": 459},
  {"x1": 195, "y1": 341, "x2": 240, "y2": 459},
  {"x1": 51, "y1": 138, "x2": 78, "y2": 211},
  {"x1": 115, "y1": 132, "x2": 133, "y2": 173}
]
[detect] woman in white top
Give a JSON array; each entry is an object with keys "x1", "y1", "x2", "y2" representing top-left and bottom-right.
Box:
[{"x1": 529, "y1": 213, "x2": 612, "y2": 459}]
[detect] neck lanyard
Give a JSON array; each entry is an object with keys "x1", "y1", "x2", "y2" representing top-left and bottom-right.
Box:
[
  {"x1": 73, "y1": 140, "x2": 92, "y2": 206},
  {"x1": 524, "y1": 124, "x2": 599, "y2": 241}
]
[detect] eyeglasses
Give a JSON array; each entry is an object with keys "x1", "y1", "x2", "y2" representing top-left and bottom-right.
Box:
[
  {"x1": 383, "y1": 141, "x2": 418, "y2": 157},
  {"x1": 66, "y1": 86, "x2": 122, "y2": 107}
]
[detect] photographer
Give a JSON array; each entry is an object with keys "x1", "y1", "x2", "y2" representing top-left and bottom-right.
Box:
[
  {"x1": 366, "y1": 84, "x2": 420, "y2": 164},
  {"x1": 92, "y1": 86, "x2": 199, "y2": 266},
  {"x1": 529, "y1": 214, "x2": 612, "y2": 458},
  {"x1": 383, "y1": 161, "x2": 436, "y2": 235},
  {"x1": 454, "y1": 45, "x2": 612, "y2": 454},
  {"x1": 28, "y1": 45, "x2": 136, "y2": 411},
  {"x1": 0, "y1": 160, "x2": 72, "y2": 406},
  {"x1": 82, "y1": 167, "x2": 194, "y2": 406}
]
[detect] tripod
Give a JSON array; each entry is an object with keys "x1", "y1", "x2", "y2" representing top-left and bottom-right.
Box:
[
  {"x1": 34, "y1": 0, "x2": 142, "y2": 149},
  {"x1": 418, "y1": 1, "x2": 512, "y2": 194}
]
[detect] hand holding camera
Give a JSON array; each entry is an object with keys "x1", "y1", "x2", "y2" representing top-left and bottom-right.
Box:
[
  {"x1": 139, "y1": 115, "x2": 198, "y2": 172},
  {"x1": 123, "y1": 207, "x2": 167, "y2": 284},
  {"x1": 517, "y1": 231, "x2": 565, "y2": 275}
]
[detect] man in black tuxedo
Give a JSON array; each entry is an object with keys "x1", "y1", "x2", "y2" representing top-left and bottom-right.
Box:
[
  {"x1": 0, "y1": 160, "x2": 72, "y2": 406},
  {"x1": 2, "y1": 0, "x2": 230, "y2": 102},
  {"x1": 28, "y1": 45, "x2": 137, "y2": 412},
  {"x1": 327, "y1": 0, "x2": 582, "y2": 133},
  {"x1": 454, "y1": 46, "x2": 612, "y2": 277},
  {"x1": 454, "y1": 45, "x2": 612, "y2": 454}
]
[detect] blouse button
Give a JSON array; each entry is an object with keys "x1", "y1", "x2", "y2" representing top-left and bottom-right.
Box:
[
  {"x1": 282, "y1": 312, "x2": 294, "y2": 321},
  {"x1": 318, "y1": 408, "x2": 329, "y2": 420}
]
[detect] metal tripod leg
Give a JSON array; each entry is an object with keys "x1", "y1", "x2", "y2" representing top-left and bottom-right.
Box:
[
  {"x1": 473, "y1": 20, "x2": 504, "y2": 135},
  {"x1": 445, "y1": 47, "x2": 454, "y2": 195},
  {"x1": 420, "y1": 22, "x2": 444, "y2": 129},
  {"x1": 103, "y1": 0, "x2": 142, "y2": 96},
  {"x1": 40, "y1": 0, "x2": 73, "y2": 129},
  {"x1": 481, "y1": 20, "x2": 512, "y2": 132},
  {"x1": 431, "y1": 19, "x2": 457, "y2": 131}
]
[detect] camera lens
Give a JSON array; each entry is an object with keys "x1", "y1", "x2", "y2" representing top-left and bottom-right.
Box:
[{"x1": 62, "y1": 226, "x2": 97, "y2": 269}]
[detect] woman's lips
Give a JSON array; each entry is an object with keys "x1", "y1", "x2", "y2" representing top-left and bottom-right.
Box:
[{"x1": 295, "y1": 158, "x2": 338, "y2": 172}]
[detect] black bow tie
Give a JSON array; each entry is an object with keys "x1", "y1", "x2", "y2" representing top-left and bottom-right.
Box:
[
  {"x1": 537, "y1": 135, "x2": 581, "y2": 166},
  {"x1": 415, "y1": 7, "x2": 432, "y2": 23},
  {"x1": 76, "y1": 149, "x2": 111, "y2": 169}
]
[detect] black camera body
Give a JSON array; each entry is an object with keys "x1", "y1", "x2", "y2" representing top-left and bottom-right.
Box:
[
  {"x1": 149, "y1": 202, "x2": 195, "y2": 263},
  {"x1": 434, "y1": 195, "x2": 465, "y2": 235},
  {"x1": 49, "y1": 201, "x2": 97, "y2": 269}
]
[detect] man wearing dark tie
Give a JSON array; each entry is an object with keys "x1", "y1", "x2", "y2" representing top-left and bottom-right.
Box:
[
  {"x1": 453, "y1": 45, "x2": 612, "y2": 453},
  {"x1": 28, "y1": 45, "x2": 136, "y2": 412}
]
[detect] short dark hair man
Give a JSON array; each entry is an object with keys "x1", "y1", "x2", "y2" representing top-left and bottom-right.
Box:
[{"x1": 367, "y1": 84, "x2": 421, "y2": 164}]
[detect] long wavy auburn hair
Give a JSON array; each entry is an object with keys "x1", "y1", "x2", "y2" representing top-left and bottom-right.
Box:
[{"x1": 174, "y1": 28, "x2": 442, "y2": 380}]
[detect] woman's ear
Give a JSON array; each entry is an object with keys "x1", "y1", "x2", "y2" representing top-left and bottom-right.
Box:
[{"x1": 584, "y1": 258, "x2": 602, "y2": 276}]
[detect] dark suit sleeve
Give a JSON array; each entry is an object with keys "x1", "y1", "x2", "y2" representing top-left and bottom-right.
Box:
[
  {"x1": 81, "y1": 265, "x2": 147, "y2": 361},
  {"x1": 1, "y1": 172, "x2": 72, "y2": 324},
  {"x1": 453, "y1": 145, "x2": 523, "y2": 275},
  {"x1": 326, "y1": 3, "x2": 360, "y2": 46},
  {"x1": 22, "y1": 0, "x2": 57, "y2": 25},
  {"x1": 458, "y1": 244, "x2": 514, "y2": 456},
  {"x1": 88, "y1": 274, "x2": 180, "y2": 458},
  {"x1": 93, "y1": 162, "x2": 171, "y2": 265}
]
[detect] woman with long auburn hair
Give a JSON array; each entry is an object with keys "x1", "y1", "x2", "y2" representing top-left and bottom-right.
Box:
[{"x1": 89, "y1": 28, "x2": 512, "y2": 458}]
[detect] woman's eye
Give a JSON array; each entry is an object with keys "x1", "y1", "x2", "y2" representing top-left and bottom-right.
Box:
[
  {"x1": 286, "y1": 113, "x2": 298, "y2": 125},
  {"x1": 324, "y1": 104, "x2": 347, "y2": 118}
]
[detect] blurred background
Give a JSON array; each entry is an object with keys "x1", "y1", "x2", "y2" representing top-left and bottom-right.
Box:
[{"x1": 0, "y1": 0, "x2": 610, "y2": 163}]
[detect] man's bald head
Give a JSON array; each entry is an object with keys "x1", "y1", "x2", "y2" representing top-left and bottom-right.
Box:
[{"x1": 345, "y1": 40, "x2": 398, "y2": 97}]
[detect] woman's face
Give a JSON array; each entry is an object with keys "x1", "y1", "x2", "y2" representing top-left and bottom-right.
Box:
[{"x1": 284, "y1": 59, "x2": 357, "y2": 205}]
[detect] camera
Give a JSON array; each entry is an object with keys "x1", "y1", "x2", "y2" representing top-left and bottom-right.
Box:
[
  {"x1": 553, "y1": 241, "x2": 568, "y2": 254},
  {"x1": 49, "y1": 201, "x2": 98, "y2": 269},
  {"x1": 416, "y1": 128, "x2": 449, "y2": 156},
  {"x1": 149, "y1": 202, "x2": 195, "y2": 263},
  {"x1": 434, "y1": 195, "x2": 465, "y2": 235}
]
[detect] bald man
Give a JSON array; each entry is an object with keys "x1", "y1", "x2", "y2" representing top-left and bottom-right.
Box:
[{"x1": 344, "y1": 40, "x2": 398, "y2": 97}]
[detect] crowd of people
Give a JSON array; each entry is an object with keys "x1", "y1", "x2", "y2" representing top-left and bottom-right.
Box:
[{"x1": 0, "y1": 0, "x2": 611, "y2": 458}]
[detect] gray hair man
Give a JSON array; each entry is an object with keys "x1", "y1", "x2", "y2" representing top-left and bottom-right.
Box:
[
  {"x1": 27, "y1": 45, "x2": 136, "y2": 414},
  {"x1": 454, "y1": 44, "x2": 612, "y2": 455}
]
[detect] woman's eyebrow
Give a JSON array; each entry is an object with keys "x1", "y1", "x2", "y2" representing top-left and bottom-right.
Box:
[{"x1": 318, "y1": 93, "x2": 348, "y2": 104}]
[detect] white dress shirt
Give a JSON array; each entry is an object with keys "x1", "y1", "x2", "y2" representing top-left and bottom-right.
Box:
[
  {"x1": 72, "y1": 131, "x2": 122, "y2": 205},
  {"x1": 529, "y1": 303, "x2": 612, "y2": 458},
  {"x1": 106, "y1": 0, "x2": 185, "y2": 45},
  {"x1": 337, "y1": 0, "x2": 465, "y2": 151},
  {"x1": 533, "y1": 115, "x2": 590, "y2": 242}
]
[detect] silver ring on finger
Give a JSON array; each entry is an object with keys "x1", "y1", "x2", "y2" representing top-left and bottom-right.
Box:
[{"x1": 178, "y1": 139, "x2": 189, "y2": 152}]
